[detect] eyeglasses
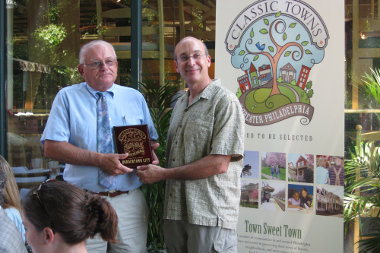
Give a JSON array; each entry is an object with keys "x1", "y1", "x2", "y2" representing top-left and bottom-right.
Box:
[
  {"x1": 177, "y1": 53, "x2": 205, "y2": 63},
  {"x1": 82, "y1": 59, "x2": 117, "y2": 69},
  {"x1": 30, "y1": 179, "x2": 57, "y2": 230}
]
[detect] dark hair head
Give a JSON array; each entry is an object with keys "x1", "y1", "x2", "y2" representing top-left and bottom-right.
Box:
[
  {"x1": 22, "y1": 180, "x2": 118, "y2": 245},
  {"x1": 0, "y1": 163, "x2": 6, "y2": 206},
  {"x1": 292, "y1": 189, "x2": 300, "y2": 196},
  {"x1": 300, "y1": 187, "x2": 308, "y2": 195}
]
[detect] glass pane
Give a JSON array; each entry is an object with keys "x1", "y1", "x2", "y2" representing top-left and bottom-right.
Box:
[
  {"x1": 6, "y1": 0, "x2": 185, "y2": 193},
  {"x1": 360, "y1": 0, "x2": 372, "y2": 19},
  {"x1": 345, "y1": 0, "x2": 380, "y2": 252}
]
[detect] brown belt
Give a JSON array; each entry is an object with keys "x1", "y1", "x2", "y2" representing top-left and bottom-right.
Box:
[{"x1": 95, "y1": 190, "x2": 129, "y2": 198}]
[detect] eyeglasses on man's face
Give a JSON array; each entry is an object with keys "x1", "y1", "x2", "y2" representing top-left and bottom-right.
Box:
[
  {"x1": 82, "y1": 59, "x2": 117, "y2": 69},
  {"x1": 30, "y1": 179, "x2": 57, "y2": 231},
  {"x1": 177, "y1": 53, "x2": 206, "y2": 63}
]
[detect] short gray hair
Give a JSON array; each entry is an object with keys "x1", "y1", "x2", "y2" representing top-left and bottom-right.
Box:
[
  {"x1": 0, "y1": 163, "x2": 7, "y2": 206},
  {"x1": 79, "y1": 40, "x2": 117, "y2": 64}
]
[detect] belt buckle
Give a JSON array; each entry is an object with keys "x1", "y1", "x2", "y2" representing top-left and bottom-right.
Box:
[{"x1": 107, "y1": 190, "x2": 117, "y2": 197}]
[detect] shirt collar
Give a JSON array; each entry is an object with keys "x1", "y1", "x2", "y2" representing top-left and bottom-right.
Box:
[
  {"x1": 85, "y1": 82, "x2": 115, "y2": 99},
  {"x1": 183, "y1": 78, "x2": 220, "y2": 103},
  {"x1": 198, "y1": 78, "x2": 220, "y2": 100}
]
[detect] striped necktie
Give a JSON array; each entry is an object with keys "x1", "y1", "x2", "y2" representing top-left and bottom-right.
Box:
[{"x1": 97, "y1": 92, "x2": 117, "y2": 189}]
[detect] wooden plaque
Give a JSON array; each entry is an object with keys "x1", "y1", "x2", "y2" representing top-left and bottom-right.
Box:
[{"x1": 113, "y1": 124, "x2": 153, "y2": 168}]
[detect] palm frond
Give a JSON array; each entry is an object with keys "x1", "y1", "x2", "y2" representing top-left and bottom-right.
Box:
[
  {"x1": 362, "y1": 68, "x2": 380, "y2": 105},
  {"x1": 130, "y1": 74, "x2": 180, "y2": 252}
]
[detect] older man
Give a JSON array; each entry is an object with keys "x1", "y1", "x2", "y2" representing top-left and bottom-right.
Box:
[
  {"x1": 316, "y1": 156, "x2": 329, "y2": 184},
  {"x1": 41, "y1": 40, "x2": 158, "y2": 253},
  {"x1": 0, "y1": 162, "x2": 27, "y2": 253},
  {"x1": 137, "y1": 37, "x2": 245, "y2": 252},
  {"x1": 329, "y1": 157, "x2": 344, "y2": 186}
]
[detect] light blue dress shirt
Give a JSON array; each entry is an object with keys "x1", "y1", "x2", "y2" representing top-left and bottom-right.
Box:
[
  {"x1": 316, "y1": 166, "x2": 329, "y2": 184},
  {"x1": 41, "y1": 82, "x2": 158, "y2": 192}
]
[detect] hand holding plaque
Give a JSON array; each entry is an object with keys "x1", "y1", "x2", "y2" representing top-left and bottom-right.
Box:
[{"x1": 113, "y1": 124, "x2": 153, "y2": 168}]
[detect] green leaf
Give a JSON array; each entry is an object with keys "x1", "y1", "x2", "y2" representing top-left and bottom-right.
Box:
[
  {"x1": 268, "y1": 46, "x2": 274, "y2": 52},
  {"x1": 275, "y1": 11, "x2": 281, "y2": 17},
  {"x1": 253, "y1": 55, "x2": 259, "y2": 61},
  {"x1": 264, "y1": 19, "x2": 269, "y2": 25},
  {"x1": 137, "y1": 73, "x2": 180, "y2": 251},
  {"x1": 296, "y1": 34, "x2": 300, "y2": 40},
  {"x1": 284, "y1": 51, "x2": 291, "y2": 57},
  {"x1": 239, "y1": 50, "x2": 245, "y2": 55},
  {"x1": 289, "y1": 23, "x2": 297, "y2": 28},
  {"x1": 301, "y1": 41, "x2": 309, "y2": 46},
  {"x1": 305, "y1": 49, "x2": 312, "y2": 54},
  {"x1": 250, "y1": 29, "x2": 254, "y2": 38},
  {"x1": 283, "y1": 33, "x2": 287, "y2": 40},
  {"x1": 260, "y1": 29, "x2": 268, "y2": 34}
]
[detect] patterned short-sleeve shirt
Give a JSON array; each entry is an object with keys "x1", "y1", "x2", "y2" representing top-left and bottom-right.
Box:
[{"x1": 164, "y1": 79, "x2": 245, "y2": 229}]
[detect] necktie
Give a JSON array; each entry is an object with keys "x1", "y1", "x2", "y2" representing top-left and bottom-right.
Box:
[{"x1": 97, "y1": 92, "x2": 117, "y2": 189}]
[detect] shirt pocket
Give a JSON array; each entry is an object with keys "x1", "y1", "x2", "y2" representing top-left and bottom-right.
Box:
[
  {"x1": 70, "y1": 121, "x2": 92, "y2": 149},
  {"x1": 183, "y1": 117, "x2": 212, "y2": 156}
]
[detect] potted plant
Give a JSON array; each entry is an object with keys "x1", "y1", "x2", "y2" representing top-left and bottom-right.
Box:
[
  {"x1": 344, "y1": 68, "x2": 380, "y2": 252},
  {"x1": 137, "y1": 74, "x2": 180, "y2": 252}
]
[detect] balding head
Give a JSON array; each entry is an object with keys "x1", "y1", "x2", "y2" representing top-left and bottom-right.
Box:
[{"x1": 174, "y1": 37, "x2": 209, "y2": 61}]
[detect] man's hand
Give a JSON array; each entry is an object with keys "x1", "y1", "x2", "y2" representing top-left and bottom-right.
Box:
[
  {"x1": 44, "y1": 140, "x2": 134, "y2": 175},
  {"x1": 98, "y1": 153, "x2": 134, "y2": 175},
  {"x1": 151, "y1": 142, "x2": 160, "y2": 165},
  {"x1": 136, "y1": 164, "x2": 166, "y2": 184}
]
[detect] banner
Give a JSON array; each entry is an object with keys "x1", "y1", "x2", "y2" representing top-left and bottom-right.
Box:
[{"x1": 215, "y1": 0, "x2": 344, "y2": 252}]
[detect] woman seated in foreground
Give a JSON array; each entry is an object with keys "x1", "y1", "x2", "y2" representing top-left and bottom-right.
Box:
[
  {"x1": 22, "y1": 179, "x2": 118, "y2": 253},
  {"x1": 0, "y1": 155, "x2": 25, "y2": 243}
]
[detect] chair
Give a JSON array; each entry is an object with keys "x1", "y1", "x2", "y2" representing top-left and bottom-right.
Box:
[{"x1": 13, "y1": 168, "x2": 50, "y2": 190}]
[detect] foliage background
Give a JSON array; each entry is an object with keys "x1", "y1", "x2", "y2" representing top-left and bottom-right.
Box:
[{"x1": 138, "y1": 75, "x2": 179, "y2": 252}]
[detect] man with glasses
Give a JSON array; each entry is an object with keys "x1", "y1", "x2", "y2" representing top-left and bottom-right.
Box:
[
  {"x1": 0, "y1": 163, "x2": 27, "y2": 252},
  {"x1": 41, "y1": 40, "x2": 158, "y2": 253},
  {"x1": 137, "y1": 36, "x2": 245, "y2": 252}
]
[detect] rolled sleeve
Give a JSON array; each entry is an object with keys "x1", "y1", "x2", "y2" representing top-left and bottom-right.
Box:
[
  {"x1": 211, "y1": 93, "x2": 245, "y2": 162},
  {"x1": 41, "y1": 91, "x2": 71, "y2": 144}
]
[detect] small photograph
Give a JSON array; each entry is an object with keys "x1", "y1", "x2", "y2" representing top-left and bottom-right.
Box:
[
  {"x1": 287, "y1": 184, "x2": 314, "y2": 214},
  {"x1": 288, "y1": 153, "x2": 314, "y2": 183},
  {"x1": 316, "y1": 186, "x2": 344, "y2": 217},
  {"x1": 241, "y1": 151, "x2": 260, "y2": 179},
  {"x1": 316, "y1": 155, "x2": 344, "y2": 186},
  {"x1": 261, "y1": 152, "x2": 286, "y2": 181},
  {"x1": 261, "y1": 181, "x2": 286, "y2": 212},
  {"x1": 240, "y1": 180, "x2": 259, "y2": 209}
]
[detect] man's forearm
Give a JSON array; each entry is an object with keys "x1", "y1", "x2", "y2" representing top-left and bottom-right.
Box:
[
  {"x1": 44, "y1": 140, "x2": 102, "y2": 167},
  {"x1": 164, "y1": 154, "x2": 231, "y2": 180}
]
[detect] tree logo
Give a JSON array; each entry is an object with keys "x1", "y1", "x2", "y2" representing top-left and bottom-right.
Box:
[{"x1": 225, "y1": 0, "x2": 329, "y2": 126}]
